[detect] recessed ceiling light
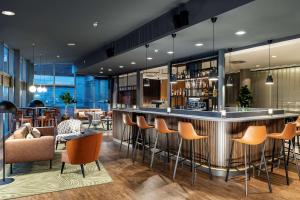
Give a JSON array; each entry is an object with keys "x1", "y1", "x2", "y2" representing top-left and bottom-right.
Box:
[
  {"x1": 131, "y1": 61, "x2": 136, "y2": 65},
  {"x1": 147, "y1": 57, "x2": 153, "y2": 60},
  {"x1": 119, "y1": 65, "x2": 124, "y2": 68},
  {"x1": 93, "y1": 22, "x2": 98, "y2": 27},
  {"x1": 154, "y1": 49, "x2": 159, "y2": 53},
  {"x1": 167, "y1": 51, "x2": 174, "y2": 54},
  {"x1": 1, "y1": 10, "x2": 15, "y2": 16},
  {"x1": 272, "y1": 55, "x2": 277, "y2": 58},
  {"x1": 195, "y1": 43, "x2": 203, "y2": 47},
  {"x1": 56, "y1": 55, "x2": 60, "y2": 58},
  {"x1": 256, "y1": 64, "x2": 260, "y2": 67},
  {"x1": 100, "y1": 71, "x2": 103, "y2": 74},
  {"x1": 108, "y1": 68, "x2": 112, "y2": 71},
  {"x1": 100, "y1": 67, "x2": 104, "y2": 70},
  {"x1": 67, "y1": 43, "x2": 76, "y2": 46},
  {"x1": 235, "y1": 30, "x2": 246, "y2": 36}
]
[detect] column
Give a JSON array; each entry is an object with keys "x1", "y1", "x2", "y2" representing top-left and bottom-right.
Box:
[{"x1": 218, "y1": 49, "x2": 225, "y2": 109}]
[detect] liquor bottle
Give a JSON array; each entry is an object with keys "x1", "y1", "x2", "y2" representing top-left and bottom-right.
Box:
[{"x1": 213, "y1": 86, "x2": 217, "y2": 97}]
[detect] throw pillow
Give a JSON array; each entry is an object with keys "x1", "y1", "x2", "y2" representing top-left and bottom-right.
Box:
[
  {"x1": 31, "y1": 128, "x2": 41, "y2": 138},
  {"x1": 23, "y1": 123, "x2": 33, "y2": 133},
  {"x1": 26, "y1": 133, "x2": 34, "y2": 139},
  {"x1": 78, "y1": 112, "x2": 86, "y2": 118},
  {"x1": 13, "y1": 126, "x2": 28, "y2": 139}
]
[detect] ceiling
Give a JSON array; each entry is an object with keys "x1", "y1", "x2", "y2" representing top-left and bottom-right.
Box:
[
  {"x1": 225, "y1": 38, "x2": 300, "y2": 73},
  {"x1": 79, "y1": 0, "x2": 300, "y2": 76},
  {"x1": 0, "y1": 0, "x2": 188, "y2": 63}
]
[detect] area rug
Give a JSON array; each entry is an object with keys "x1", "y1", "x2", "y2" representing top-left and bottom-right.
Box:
[{"x1": 0, "y1": 146, "x2": 112, "y2": 200}]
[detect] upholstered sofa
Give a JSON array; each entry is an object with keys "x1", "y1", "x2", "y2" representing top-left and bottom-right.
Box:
[{"x1": 5, "y1": 126, "x2": 56, "y2": 173}]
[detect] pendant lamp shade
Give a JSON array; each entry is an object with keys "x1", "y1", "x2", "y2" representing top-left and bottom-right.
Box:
[
  {"x1": 29, "y1": 99, "x2": 44, "y2": 107},
  {"x1": 226, "y1": 76, "x2": 234, "y2": 87},
  {"x1": 265, "y1": 74, "x2": 274, "y2": 85},
  {"x1": 144, "y1": 78, "x2": 150, "y2": 87},
  {"x1": 29, "y1": 85, "x2": 37, "y2": 93}
]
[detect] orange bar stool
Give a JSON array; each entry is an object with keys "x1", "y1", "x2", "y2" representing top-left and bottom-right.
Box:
[
  {"x1": 150, "y1": 118, "x2": 178, "y2": 168},
  {"x1": 119, "y1": 113, "x2": 136, "y2": 156},
  {"x1": 225, "y1": 126, "x2": 272, "y2": 196},
  {"x1": 263, "y1": 122, "x2": 300, "y2": 185},
  {"x1": 295, "y1": 116, "x2": 300, "y2": 147},
  {"x1": 133, "y1": 116, "x2": 154, "y2": 163},
  {"x1": 173, "y1": 121, "x2": 212, "y2": 185}
]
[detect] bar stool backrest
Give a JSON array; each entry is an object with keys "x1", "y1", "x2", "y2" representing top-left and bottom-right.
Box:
[
  {"x1": 137, "y1": 116, "x2": 149, "y2": 129},
  {"x1": 242, "y1": 126, "x2": 267, "y2": 145},
  {"x1": 281, "y1": 122, "x2": 296, "y2": 140},
  {"x1": 296, "y1": 116, "x2": 300, "y2": 126},
  {"x1": 155, "y1": 118, "x2": 169, "y2": 133},
  {"x1": 122, "y1": 113, "x2": 134, "y2": 125},
  {"x1": 178, "y1": 121, "x2": 198, "y2": 140}
]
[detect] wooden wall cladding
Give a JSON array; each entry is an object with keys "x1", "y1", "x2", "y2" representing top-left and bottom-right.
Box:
[{"x1": 113, "y1": 110, "x2": 283, "y2": 168}]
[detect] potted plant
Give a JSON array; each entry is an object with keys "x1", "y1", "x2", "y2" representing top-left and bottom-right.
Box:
[
  {"x1": 237, "y1": 85, "x2": 253, "y2": 111},
  {"x1": 59, "y1": 92, "x2": 76, "y2": 117}
]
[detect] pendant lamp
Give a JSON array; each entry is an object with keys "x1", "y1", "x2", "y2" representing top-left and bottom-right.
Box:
[
  {"x1": 144, "y1": 44, "x2": 150, "y2": 87},
  {"x1": 170, "y1": 33, "x2": 177, "y2": 84},
  {"x1": 265, "y1": 40, "x2": 274, "y2": 85},
  {"x1": 208, "y1": 17, "x2": 219, "y2": 81}
]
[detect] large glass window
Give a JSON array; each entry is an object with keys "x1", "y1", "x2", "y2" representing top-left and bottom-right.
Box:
[{"x1": 34, "y1": 64, "x2": 110, "y2": 114}]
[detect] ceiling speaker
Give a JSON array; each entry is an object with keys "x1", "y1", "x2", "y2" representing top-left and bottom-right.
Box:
[
  {"x1": 173, "y1": 10, "x2": 189, "y2": 29},
  {"x1": 106, "y1": 47, "x2": 115, "y2": 58}
]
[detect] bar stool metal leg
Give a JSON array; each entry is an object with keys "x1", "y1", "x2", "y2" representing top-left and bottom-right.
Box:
[
  {"x1": 206, "y1": 140, "x2": 212, "y2": 179},
  {"x1": 192, "y1": 140, "x2": 196, "y2": 185},
  {"x1": 127, "y1": 127, "x2": 132, "y2": 156},
  {"x1": 261, "y1": 141, "x2": 272, "y2": 193},
  {"x1": 271, "y1": 140, "x2": 276, "y2": 172},
  {"x1": 244, "y1": 144, "x2": 248, "y2": 196},
  {"x1": 291, "y1": 140, "x2": 300, "y2": 179},
  {"x1": 281, "y1": 139, "x2": 289, "y2": 185},
  {"x1": 225, "y1": 141, "x2": 234, "y2": 182},
  {"x1": 150, "y1": 132, "x2": 159, "y2": 168},
  {"x1": 119, "y1": 125, "x2": 126, "y2": 152},
  {"x1": 132, "y1": 128, "x2": 141, "y2": 163},
  {"x1": 173, "y1": 138, "x2": 182, "y2": 180}
]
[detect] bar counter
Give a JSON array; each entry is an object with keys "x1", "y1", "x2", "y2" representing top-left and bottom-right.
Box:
[{"x1": 112, "y1": 108, "x2": 298, "y2": 176}]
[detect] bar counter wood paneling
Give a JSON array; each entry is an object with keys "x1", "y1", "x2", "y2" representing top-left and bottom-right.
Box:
[{"x1": 113, "y1": 109, "x2": 294, "y2": 175}]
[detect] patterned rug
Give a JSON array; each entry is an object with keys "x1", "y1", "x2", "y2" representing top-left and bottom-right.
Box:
[{"x1": 0, "y1": 146, "x2": 112, "y2": 200}]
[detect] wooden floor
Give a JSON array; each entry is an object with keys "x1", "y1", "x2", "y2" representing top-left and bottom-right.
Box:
[{"x1": 19, "y1": 135, "x2": 300, "y2": 200}]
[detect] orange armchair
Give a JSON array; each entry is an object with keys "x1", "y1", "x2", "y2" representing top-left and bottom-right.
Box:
[{"x1": 61, "y1": 133, "x2": 103, "y2": 178}]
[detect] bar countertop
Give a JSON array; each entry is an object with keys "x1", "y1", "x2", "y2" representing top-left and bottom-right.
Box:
[{"x1": 113, "y1": 108, "x2": 298, "y2": 122}]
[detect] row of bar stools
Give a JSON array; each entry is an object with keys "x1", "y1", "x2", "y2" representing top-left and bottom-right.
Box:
[
  {"x1": 260, "y1": 122, "x2": 300, "y2": 185},
  {"x1": 132, "y1": 116, "x2": 154, "y2": 163},
  {"x1": 225, "y1": 126, "x2": 272, "y2": 196},
  {"x1": 173, "y1": 121, "x2": 212, "y2": 185},
  {"x1": 150, "y1": 118, "x2": 178, "y2": 168},
  {"x1": 119, "y1": 113, "x2": 136, "y2": 156}
]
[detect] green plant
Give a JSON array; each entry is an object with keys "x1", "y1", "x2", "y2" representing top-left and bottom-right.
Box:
[
  {"x1": 59, "y1": 92, "x2": 76, "y2": 115},
  {"x1": 237, "y1": 85, "x2": 253, "y2": 108}
]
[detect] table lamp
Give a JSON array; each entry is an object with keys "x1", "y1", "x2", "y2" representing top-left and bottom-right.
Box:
[{"x1": 0, "y1": 100, "x2": 17, "y2": 185}]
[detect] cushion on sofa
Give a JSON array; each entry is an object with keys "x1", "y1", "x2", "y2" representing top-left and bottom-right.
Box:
[
  {"x1": 31, "y1": 128, "x2": 41, "y2": 138},
  {"x1": 78, "y1": 111, "x2": 86, "y2": 118},
  {"x1": 26, "y1": 133, "x2": 34, "y2": 139},
  {"x1": 13, "y1": 126, "x2": 28, "y2": 139}
]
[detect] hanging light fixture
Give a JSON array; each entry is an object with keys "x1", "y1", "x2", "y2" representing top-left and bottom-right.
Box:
[
  {"x1": 144, "y1": 44, "x2": 150, "y2": 87},
  {"x1": 226, "y1": 48, "x2": 234, "y2": 87},
  {"x1": 208, "y1": 17, "x2": 219, "y2": 81},
  {"x1": 144, "y1": 78, "x2": 150, "y2": 87},
  {"x1": 37, "y1": 53, "x2": 43, "y2": 93},
  {"x1": 170, "y1": 33, "x2": 177, "y2": 84},
  {"x1": 29, "y1": 43, "x2": 37, "y2": 93},
  {"x1": 265, "y1": 40, "x2": 274, "y2": 85}
]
